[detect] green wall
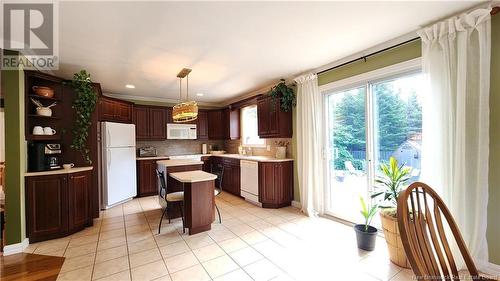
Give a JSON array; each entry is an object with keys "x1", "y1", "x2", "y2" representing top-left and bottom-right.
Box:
[
  {"x1": 318, "y1": 40, "x2": 421, "y2": 86},
  {"x1": 487, "y1": 15, "x2": 500, "y2": 265},
  {"x1": 2, "y1": 50, "x2": 26, "y2": 245}
]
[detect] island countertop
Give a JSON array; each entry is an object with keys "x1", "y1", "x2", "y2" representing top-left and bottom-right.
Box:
[
  {"x1": 156, "y1": 159, "x2": 203, "y2": 167},
  {"x1": 169, "y1": 170, "x2": 217, "y2": 183}
]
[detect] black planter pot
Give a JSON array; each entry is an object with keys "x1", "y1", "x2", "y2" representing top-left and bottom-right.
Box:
[{"x1": 354, "y1": 224, "x2": 378, "y2": 251}]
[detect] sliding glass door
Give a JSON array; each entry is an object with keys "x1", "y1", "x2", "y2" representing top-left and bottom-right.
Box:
[
  {"x1": 325, "y1": 86, "x2": 368, "y2": 223},
  {"x1": 324, "y1": 70, "x2": 424, "y2": 226}
]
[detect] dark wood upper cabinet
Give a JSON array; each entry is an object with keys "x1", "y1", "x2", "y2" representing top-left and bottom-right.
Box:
[
  {"x1": 150, "y1": 107, "x2": 167, "y2": 139},
  {"x1": 257, "y1": 95, "x2": 292, "y2": 138},
  {"x1": 133, "y1": 105, "x2": 167, "y2": 140},
  {"x1": 208, "y1": 108, "x2": 240, "y2": 140},
  {"x1": 26, "y1": 171, "x2": 92, "y2": 243},
  {"x1": 98, "y1": 97, "x2": 133, "y2": 123},
  {"x1": 258, "y1": 161, "x2": 293, "y2": 208},
  {"x1": 197, "y1": 110, "x2": 209, "y2": 140},
  {"x1": 134, "y1": 106, "x2": 150, "y2": 140}
]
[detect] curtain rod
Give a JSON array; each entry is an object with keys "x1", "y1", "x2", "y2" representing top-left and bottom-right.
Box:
[
  {"x1": 317, "y1": 7, "x2": 498, "y2": 76},
  {"x1": 316, "y1": 37, "x2": 420, "y2": 75}
]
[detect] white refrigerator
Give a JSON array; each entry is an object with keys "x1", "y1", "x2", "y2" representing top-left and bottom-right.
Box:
[{"x1": 100, "y1": 122, "x2": 137, "y2": 209}]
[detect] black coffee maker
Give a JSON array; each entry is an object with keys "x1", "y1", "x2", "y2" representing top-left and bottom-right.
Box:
[{"x1": 28, "y1": 143, "x2": 62, "y2": 171}]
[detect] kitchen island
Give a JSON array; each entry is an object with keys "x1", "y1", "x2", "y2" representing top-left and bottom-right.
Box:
[
  {"x1": 156, "y1": 159, "x2": 203, "y2": 222},
  {"x1": 170, "y1": 170, "x2": 217, "y2": 235}
]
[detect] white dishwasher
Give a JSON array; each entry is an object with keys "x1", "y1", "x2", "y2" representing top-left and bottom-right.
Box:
[{"x1": 240, "y1": 160, "x2": 260, "y2": 205}]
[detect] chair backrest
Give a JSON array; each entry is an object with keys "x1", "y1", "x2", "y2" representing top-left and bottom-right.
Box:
[
  {"x1": 156, "y1": 170, "x2": 167, "y2": 199},
  {"x1": 210, "y1": 164, "x2": 224, "y2": 190},
  {"x1": 397, "y1": 182, "x2": 480, "y2": 281}
]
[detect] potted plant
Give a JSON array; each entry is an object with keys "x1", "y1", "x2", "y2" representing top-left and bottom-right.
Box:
[
  {"x1": 371, "y1": 157, "x2": 412, "y2": 268},
  {"x1": 354, "y1": 196, "x2": 378, "y2": 251},
  {"x1": 268, "y1": 79, "x2": 296, "y2": 112}
]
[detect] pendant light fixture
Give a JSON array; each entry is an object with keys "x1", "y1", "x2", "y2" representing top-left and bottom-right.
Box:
[{"x1": 172, "y1": 68, "x2": 198, "y2": 123}]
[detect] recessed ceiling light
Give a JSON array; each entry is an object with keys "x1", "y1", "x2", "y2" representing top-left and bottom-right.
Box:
[
  {"x1": 125, "y1": 84, "x2": 135, "y2": 89},
  {"x1": 196, "y1": 93, "x2": 204, "y2": 97}
]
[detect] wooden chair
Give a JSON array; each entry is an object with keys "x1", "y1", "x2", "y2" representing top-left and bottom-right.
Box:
[
  {"x1": 397, "y1": 182, "x2": 495, "y2": 281},
  {"x1": 211, "y1": 164, "x2": 224, "y2": 223},
  {"x1": 156, "y1": 170, "x2": 185, "y2": 234}
]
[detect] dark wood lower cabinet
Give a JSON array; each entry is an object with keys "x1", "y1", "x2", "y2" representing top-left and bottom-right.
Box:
[
  {"x1": 137, "y1": 159, "x2": 167, "y2": 197},
  {"x1": 26, "y1": 170, "x2": 92, "y2": 243},
  {"x1": 258, "y1": 161, "x2": 293, "y2": 208}
]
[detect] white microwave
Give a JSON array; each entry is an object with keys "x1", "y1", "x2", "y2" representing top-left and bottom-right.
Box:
[{"x1": 167, "y1": 123, "x2": 197, "y2": 139}]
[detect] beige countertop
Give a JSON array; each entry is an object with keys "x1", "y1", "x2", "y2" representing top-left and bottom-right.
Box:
[
  {"x1": 212, "y1": 154, "x2": 294, "y2": 162},
  {"x1": 25, "y1": 166, "x2": 93, "y2": 177},
  {"x1": 156, "y1": 159, "x2": 204, "y2": 167},
  {"x1": 170, "y1": 170, "x2": 217, "y2": 183},
  {"x1": 136, "y1": 156, "x2": 170, "y2": 161}
]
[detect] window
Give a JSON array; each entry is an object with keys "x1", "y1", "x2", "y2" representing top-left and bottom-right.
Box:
[
  {"x1": 241, "y1": 105, "x2": 265, "y2": 146},
  {"x1": 322, "y1": 61, "x2": 423, "y2": 226}
]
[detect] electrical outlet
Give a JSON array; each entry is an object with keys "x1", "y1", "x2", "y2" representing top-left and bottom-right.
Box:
[{"x1": 266, "y1": 145, "x2": 271, "y2": 151}]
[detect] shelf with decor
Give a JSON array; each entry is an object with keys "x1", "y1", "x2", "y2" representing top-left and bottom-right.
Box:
[
  {"x1": 28, "y1": 94, "x2": 61, "y2": 102},
  {"x1": 28, "y1": 114, "x2": 60, "y2": 120},
  {"x1": 27, "y1": 134, "x2": 61, "y2": 141}
]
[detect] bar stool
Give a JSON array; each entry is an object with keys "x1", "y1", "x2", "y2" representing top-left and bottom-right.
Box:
[
  {"x1": 211, "y1": 164, "x2": 224, "y2": 223},
  {"x1": 156, "y1": 170, "x2": 185, "y2": 234}
]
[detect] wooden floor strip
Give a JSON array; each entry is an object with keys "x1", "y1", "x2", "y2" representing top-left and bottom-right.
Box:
[{"x1": 0, "y1": 253, "x2": 65, "y2": 281}]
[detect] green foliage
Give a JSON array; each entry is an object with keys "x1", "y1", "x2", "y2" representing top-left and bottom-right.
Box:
[
  {"x1": 331, "y1": 82, "x2": 422, "y2": 171},
  {"x1": 269, "y1": 79, "x2": 296, "y2": 112},
  {"x1": 68, "y1": 70, "x2": 97, "y2": 164},
  {"x1": 359, "y1": 196, "x2": 378, "y2": 232},
  {"x1": 371, "y1": 157, "x2": 411, "y2": 208}
]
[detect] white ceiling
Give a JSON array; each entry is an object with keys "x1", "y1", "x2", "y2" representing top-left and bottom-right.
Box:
[{"x1": 56, "y1": 1, "x2": 478, "y2": 105}]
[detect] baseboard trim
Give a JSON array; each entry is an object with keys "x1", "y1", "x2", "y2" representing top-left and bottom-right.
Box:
[
  {"x1": 291, "y1": 200, "x2": 301, "y2": 208},
  {"x1": 3, "y1": 238, "x2": 29, "y2": 256},
  {"x1": 481, "y1": 261, "x2": 500, "y2": 276}
]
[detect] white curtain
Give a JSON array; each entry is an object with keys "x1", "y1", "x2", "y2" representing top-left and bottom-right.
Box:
[
  {"x1": 295, "y1": 73, "x2": 324, "y2": 216},
  {"x1": 418, "y1": 8, "x2": 491, "y2": 268}
]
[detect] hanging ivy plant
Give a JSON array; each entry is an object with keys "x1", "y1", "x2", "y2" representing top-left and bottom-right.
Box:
[
  {"x1": 268, "y1": 79, "x2": 296, "y2": 112},
  {"x1": 67, "y1": 70, "x2": 97, "y2": 164}
]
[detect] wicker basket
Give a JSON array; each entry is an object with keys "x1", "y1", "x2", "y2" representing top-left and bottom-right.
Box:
[{"x1": 380, "y1": 212, "x2": 411, "y2": 268}]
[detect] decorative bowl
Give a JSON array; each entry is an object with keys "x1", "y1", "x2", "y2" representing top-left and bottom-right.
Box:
[
  {"x1": 32, "y1": 86, "x2": 54, "y2": 98},
  {"x1": 36, "y1": 107, "x2": 53, "y2": 117},
  {"x1": 210, "y1": 150, "x2": 226, "y2": 155}
]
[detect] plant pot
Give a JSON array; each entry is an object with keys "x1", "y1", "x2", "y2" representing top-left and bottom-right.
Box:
[
  {"x1": 275, "y1": 146, "x2": 286, "y2": 159},
  {"x1": 380, "y1": 211, "x2": 411, "y2": 268},
  {"x1": 354, "y1": 224, "x2": 378, "y2": 251}
]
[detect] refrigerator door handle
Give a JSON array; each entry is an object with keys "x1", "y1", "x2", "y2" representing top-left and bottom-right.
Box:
[{"x1": 107, "y1": 150, "x2": 111, "y2": 168}]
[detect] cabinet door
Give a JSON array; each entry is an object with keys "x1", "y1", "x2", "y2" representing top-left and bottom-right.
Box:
[
  {"x1": 99, "y1": 98, "x2": 117, "y2": 121},
  {"x1": 26, "y1": 175, "x2": 68, "y2": 242},
  {"x1": 257, "y1": 98, "x2": 269, "y2": 137},
  {"x1": 231, "y1": 164, "x2": 241, "y2": 196},
  {"x1": 229, "y1": 109, "x2": 240, "y2": 140},
  {"x1": 137, "y1": 160, "x2": 158, "y2": 196},
  {"x1": 259, "y1": 162, "x2": 276, "y2": 204},
  {"x1": 166, "y1": 107, "x2": 173, "y2": 123},
  {"x1": 208, "y1": 110, "x2": 222, "y2": 139},
  {"x1": 150, "y1": 107, "x2": 167, "y2": 139},
  {"x1": 197, "y1": 111, "x2": 209, "y2": 140},
  {"x1": 268, "y1": 99, "x2": 280, "y2": 136},
  {"x1": 68, "y1": 172, "x2": 90, "y2": 231},
  {"x1": 116, "y1": 102, "x2": 133, "y2": 123},
  {"x1": 134, "y1": 106, "x2": 150, "y2": 140}
]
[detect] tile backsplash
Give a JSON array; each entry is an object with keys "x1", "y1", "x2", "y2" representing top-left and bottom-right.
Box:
[
  {"x1": 137, "y1": 140, "x2": 224, "y2": 156},
  {"x1": 225, "y1": 138, "x2": 293, "y2": 158}
]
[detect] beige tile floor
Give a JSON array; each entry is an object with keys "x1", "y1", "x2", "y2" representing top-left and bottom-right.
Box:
[{"x1": 23, "y1": 192, "x2": 413, "y2": 281}]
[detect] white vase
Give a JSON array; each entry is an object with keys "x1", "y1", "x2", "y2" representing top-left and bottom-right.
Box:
[{"x1": 275, "y1": 146, "x2": 286, "y2": 159}]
